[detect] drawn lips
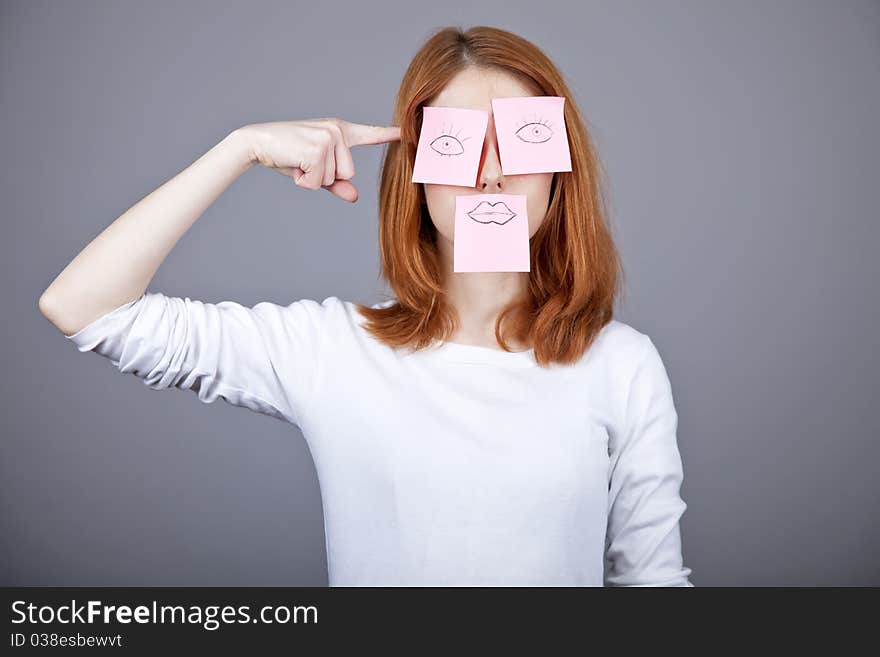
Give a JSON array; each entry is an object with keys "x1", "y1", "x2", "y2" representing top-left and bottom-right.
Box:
[{"x1": 466, "y1": 200, "x2": 517, "y2": 225}]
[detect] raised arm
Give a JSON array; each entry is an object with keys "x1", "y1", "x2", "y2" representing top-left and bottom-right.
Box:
[
  {"x1": 38, "y1": 118, "x2": 400, "y2": 334},
  {"x1": 39, "y1": 118, "x2": 400, "y2": 425}
]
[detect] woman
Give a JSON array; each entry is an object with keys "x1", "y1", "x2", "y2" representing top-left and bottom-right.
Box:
[{"x1": 39, "y1": 26, "x2": 694, "y2": 587}]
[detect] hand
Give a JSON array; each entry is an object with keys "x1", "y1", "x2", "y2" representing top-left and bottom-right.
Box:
[{"x1": 240, "y1": 118, "x2": 401, "y2": 202}]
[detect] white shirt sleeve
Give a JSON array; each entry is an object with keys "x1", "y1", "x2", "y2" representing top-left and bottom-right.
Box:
[
  {"x1": 64, "y1": 291, "x2": 332, "y2": 427},
  {"x1": 604, "y1": 335, "x2": 695, "y2": 587}
]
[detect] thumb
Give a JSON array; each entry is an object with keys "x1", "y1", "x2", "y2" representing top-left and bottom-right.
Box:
[{"x1": 322, "y1": 179, "x2": 359, "y2": 203}]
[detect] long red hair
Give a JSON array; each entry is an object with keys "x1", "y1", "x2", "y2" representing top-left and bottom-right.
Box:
[{"x1": 355, "y1": 25, "x2": 625, "y2": 367}]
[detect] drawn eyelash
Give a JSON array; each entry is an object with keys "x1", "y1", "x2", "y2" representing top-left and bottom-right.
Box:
[
  {"x1": 515, "y1": 114, "x2": 554, "y2": 144},
  {"x1": 429, "y1": 122, "x2": 471, "y2": 156}
]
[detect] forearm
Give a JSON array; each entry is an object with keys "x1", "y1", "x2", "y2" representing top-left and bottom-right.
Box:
[{"x1": 39, "y1": 127, "x2": 256, "y2": 336}]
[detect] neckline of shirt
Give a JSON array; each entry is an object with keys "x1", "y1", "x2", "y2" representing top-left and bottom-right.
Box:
[
  {"x1": 425, "y1": 339, "x2": 537, "y2": 367},
  {"x1": 362, "y1": 298, "x2": 538, "y2": 367}
]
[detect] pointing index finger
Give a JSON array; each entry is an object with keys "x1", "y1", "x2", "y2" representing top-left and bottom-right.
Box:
[{"x1": 343, "y1": 121, "x2": 402, "y2": 147}]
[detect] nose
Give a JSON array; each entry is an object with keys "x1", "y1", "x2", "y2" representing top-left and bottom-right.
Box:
[{"x1": 476, "y1": 116, "x2": 504, "y2": 192}]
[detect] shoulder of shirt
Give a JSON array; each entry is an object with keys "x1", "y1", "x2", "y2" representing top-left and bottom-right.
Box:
[
  {"x1": 578, "y1": 317, "x2": 656, "y2": 372},
  {"x1": 593, "y1": 319, "x2": 669, "y2": 437},
  {"x1": 282, "y1": 296, "x2": 393, "y2": 311},
  {"x1": 275, "y1": 295, "x2": 391, "y2": 336}
]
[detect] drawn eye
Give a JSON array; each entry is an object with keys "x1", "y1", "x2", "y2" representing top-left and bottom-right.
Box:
[
  {"x1": 515, "y1": 120, "x2": 553, "y2": 144},
  {"x1": 429, "y1": 134, "x2": 466, "y2": 156},
  {"x1": 427, "y1": 123, "x2": 470, "y2": 156}
]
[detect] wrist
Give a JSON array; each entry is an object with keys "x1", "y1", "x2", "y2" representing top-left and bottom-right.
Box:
[{"x1": 223, "y1": 126, "x2": 260, "y2": 170}]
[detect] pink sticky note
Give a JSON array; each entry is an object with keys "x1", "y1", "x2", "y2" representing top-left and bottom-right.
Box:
[
  {"x1": 491, "y1": 96, "x2": 572, "y2": 175},
  {"x1": 412, "y1": 106, "x2": 489, "y2": 186},
  {"x1": 453, "y1": 194, "x2": 530, "y2": 272}
]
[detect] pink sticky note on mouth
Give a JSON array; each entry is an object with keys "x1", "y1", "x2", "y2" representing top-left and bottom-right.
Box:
[
  {"x1": 491, "y1": 96, "x2": 572, "y2": 175},
  {"x1": 453, "y1": 194, "x2": 530, "y2": 272},
  {"x1": 412, "y1": 106, "x2": 489, "y2": 187}
]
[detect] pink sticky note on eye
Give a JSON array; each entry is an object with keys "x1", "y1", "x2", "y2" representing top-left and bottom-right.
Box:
[
  {"x1": 412, "y1": 106, "x2": 489, "y2": 186},
  {"x1": 491, "y1": 96, "x2": 572, "y2": 175},
  {"x1": 453, "y1": 194, "x2": 530, "y2": 272}
]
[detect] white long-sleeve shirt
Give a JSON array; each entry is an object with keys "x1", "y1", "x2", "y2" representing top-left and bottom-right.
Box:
[{"x1": 65, "y1": 291, "x2": 694, "y2": 587}]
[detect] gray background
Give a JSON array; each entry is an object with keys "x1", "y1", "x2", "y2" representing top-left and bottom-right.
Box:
[{"x1": 2, "y1": 0, "x2": 877, "y2": 586}]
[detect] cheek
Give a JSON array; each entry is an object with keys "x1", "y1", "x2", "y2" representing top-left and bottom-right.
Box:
[
  {"x1": 523, "y1": 174, "x2": 554, "y2": 236},
  {"x1": 423, "y1": 184, "x2": 458, "y2": 239}
]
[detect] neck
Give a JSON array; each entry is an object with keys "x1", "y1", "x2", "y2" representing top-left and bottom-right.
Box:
[{"x1": 438, "y1": 238, "x2": 530, "y2": 349}]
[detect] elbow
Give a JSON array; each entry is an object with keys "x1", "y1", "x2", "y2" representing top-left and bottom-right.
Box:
[
  {"x1": 38, "y1": 291, "x2": 77, "y2": 337},
  {"x1": 38, "y1": 290, "x2": 59, "y2": 324}
]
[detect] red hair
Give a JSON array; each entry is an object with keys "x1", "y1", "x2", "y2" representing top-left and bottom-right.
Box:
[{"x1": 356, "y1": 25, "x2": 625, "y2": 367}]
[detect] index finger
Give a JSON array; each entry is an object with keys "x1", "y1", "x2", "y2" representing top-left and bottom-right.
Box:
[{"x1": 342, "y1": 121, "x2": 401, "y2": 147}]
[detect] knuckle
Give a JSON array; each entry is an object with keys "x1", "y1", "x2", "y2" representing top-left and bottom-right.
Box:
[
  {"x1": 325, "y1": 120, "x2": 343, "y2": 137},
  {"x1": 315, "y1": 128, "x2": 333, "y2": 145}
]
